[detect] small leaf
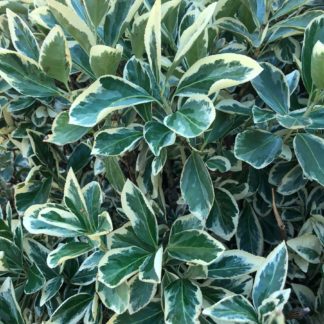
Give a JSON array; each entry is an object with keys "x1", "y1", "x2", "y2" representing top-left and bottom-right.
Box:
[
  {"x1": 93, "y1": 125, "x2": 143, "y2": 156},
  {"x1": 234, "y1": 129, "x2": 283, "y2": 169},
  {"x1": 83, "y1": 0, "x2": 109, "y2": 27},
  {"x1": 252, "y1": 242, "x2": 288, "y2": 308},
  {"x1": 144, "y1": 121, "x2": 176, "y2": 156},
  {"x1": 206, "y1": 156, "x2": 231, "y2": 172},
  {"x1": 164, "y1": 95, "x2": 216, "y2": 138},
  {"x1": 40, "y1": 277, "x2": 64, "y2": 306},
  {"x1": 39, "y1": 25, "x2": 71, "y2": 85},
  {"x1": 24, "y1": 263, "x2": 45, "y2": 294},
  {"x1": 203, "y1": 295, "x2": 258, "y2": 323},
  {"x1": 164, "y1": 279, "x2": 202, "y2": 324},
  {"x1": 311, "y1": 41, "x2": 324, "y2": 89},
  {"x1": 180, "y1": 152, "x2": 214, "y2": 220},
  {"x1": 90, "y1": 45, "x2": 123, "y2": 78},
  {"x1": 7, "y1": 8, "x2": 39, "y2": 61},
  {"x1": 293, "y1": 133, "x2": 324, "y2": 186}
]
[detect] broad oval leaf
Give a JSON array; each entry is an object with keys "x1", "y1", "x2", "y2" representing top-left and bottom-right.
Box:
[
  {"x1": 251, "y1": 62, "x2": 290, "y2": 115},
  {"x1": 69, "y1": 76, "x2": 157, "y2": 127},
  {"x1": 293, "y1": 133, "x2": 324, "y2": 186},
  {"x1": 164, "y1": 95, "x2": 216, "y2": 138},
  {"x1": 164, "y1": 279, "x2": 202, "y2": 324},
  {"x1": 203, "y1": 295, "x2": 258, "y2": 323},
  {"x1": 207, "y1": 188, "x2": 239, "y2": 241},
  {"x1": 252, "y1": 242, "x2": 288, "y2": 308},
  {"x1": 7, "y1": 8, "x2": 40, "y2": 61},
  {"x1": 93, "y1": 125, "x2": 143, "y2": 156},
  {"x1": 234, "y1": 129, "x2": 283, "y2": 169},
  {"x1": 39, "y1": 25, "x2": 71, "y2": 85},
  {"x1": 121, "y1": 180, "x2": 158, "y2": 248},
  {"x1": 0, "y1": 49, "x2": 59, "y2": 97},
  {"x1": 180, "y1": 152, "x2": 214, "y2": 220},
  {"x1": 175, "y1": 53, "x2": 263, "y2": 96}
]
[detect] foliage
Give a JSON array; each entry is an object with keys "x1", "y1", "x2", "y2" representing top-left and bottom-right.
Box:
[{"x1": 0, "y1": 0, "x2": 324, "y2": 323}]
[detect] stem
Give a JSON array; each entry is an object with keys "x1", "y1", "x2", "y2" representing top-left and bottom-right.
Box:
[{"x1": 179, "y1": 146, "x2": 186, "y2": 165}]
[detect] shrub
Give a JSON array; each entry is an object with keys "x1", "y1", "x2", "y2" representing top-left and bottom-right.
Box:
[{"x1": 0, "y1": 0, "x2": 323, "y2": 323}]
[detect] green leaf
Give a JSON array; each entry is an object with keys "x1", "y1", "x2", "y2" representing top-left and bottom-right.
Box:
[
  {"x1": 293, "y1": 133, "x2": 324, "y2": 186},
  {"x1": 139, "y1": 246, "x2": 163, "y2": 283},
  {"x1": 164, "y1": 279, "x2": 202, "y2": 324},
  {"x1": 93, "y1": 125, "x2": 143, "y2": 156},
  {"x1": 104, "y1": 157, "x2": 126, "y2": 193},
  {"x1": 207, "y1": 188, "x2": 239, "y2": 241},
  {"x1": 129, "y1": 276, "x2": 157, "y2": 314},
  {"x1": 90, "y1": 45, "x2": 123, "y2": 78},
  {"x1": 7, "y1": 8, "x2": 39, "y2": 61},
  {"x1": 40, "y1": 277, "x2": 64, "y2": 306},
  {"x1": 49, "y1": 293, "x2": 93, "y2": 323},
  {"x1": 24, "y1": 263, "x2": 45, "y2": 294},
  {"x1": 175, "y1": 53, "x2": 262, "y2": 96},
  {"x1": 48, "y1": 0, "x2": 96, "y2": 54},
  {"x1": 15, "y1": 177, "x2": 52, "y2": 214},
  {"x1": 215, "y1": 99, "x2": 253, "y2": 116},
  {"x1": 97, "y1": 281, "x2": 129, "y2": 314},
  {"x1": 98, "y1": 246, "x2": 150, "y2": 288},
  {"x1": 121, "y1": 179, "x2": 158, "y2": 248},
  {"x1": 164, "y1": 95, "x2": 216, "y2": 138},
  {"x1": 69, "y1": 75, "x2": 157, "y2": 127},
  {"x1": 0, "y1": 278, "x2": 24, "y2": 324},
  {"x1": 83, "y1": 0, "x2": 109, "y2": 27},
  {"x1": 302, "y1": 15, "x2": 324, "y2": 92},
  {"x1": 234, "y1": 129, "x2": 283, "y2": 169},
  {"x1": 168, "y1": 220, "x2": 225, "y2": 265},
  {"x1": 180, "y1": 152, "x2": 214, "y2": 220},
  {"x1": 170, "y1": 2, "x2": 216, "y2": 71},
  {"x1": 208, "y1": 250, "x2": 265, "y2": 279},
  {"x1": 39, "y1": 25, "x2": 71, "y2": 86},
  {"x1": 0, "y1": 49, "x2": 59, "y2": 97},
  {"x1": 251, "y1": 62, "x2": 290, "y2": 115},
  {"x1": 0, "y1": 237, "x2": 23, "y2": 272},
  {"x1": 144, "y1": 121, "x2": 176, "y2": 156},
  {"x1": 236, "y1": 203, "x2": 264, "y2": 256},
  {"x1": 311, "y1": 41, "x2": 324, "y2": 89},
  {"x1": 144, "y1": 0, "x2": 161, "y2": 82},
  {"x1": 47, "y1": 241, "x2": 96, "y2": 268},
  {"x1": 109, "y1": 301, "x2": 164, "y2": 324},
  {"x1": 252, "y1": 242, "x2": 288, "y2": 308},
  {"x1": 47, "y1": 112, "x2": 90, "y2": 146},
  {"x1": 203, "y1": 295, "x2": 258, "y2": 323},
  {"x1": 30, "y1": 6, "x2": 56, "y2": 30},
  {"x1": 287, "y1": 234, "x2": 321, "y2": 264}
]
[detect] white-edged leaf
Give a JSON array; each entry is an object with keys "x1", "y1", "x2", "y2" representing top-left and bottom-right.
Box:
[
  {"x1": 234, "y1": 129, "x2": 283, "y2": 169},
  {"x1": 180, "y1": 152, "x2": 214, "y2": 220},
  {"x1": 69, "y1": 75, "x2": 157, "y2": 127},
  {"x1": 175, "y1": 53, "x2": 263, "y2": 96},
  {"x1": 83, "y1": 0, "x2": 109, "y2": 27},
  {"x1": 139, "y1": 246, "x2": 163, "y2": 283},
  {"x1": 208, "y1": 250, "x2": 265, "y2": 279},
  {"x1": 121, "y1": 179, "x2": 158, "y2": 248},
  {"x1": 93, "y1": 125, "x2": 143, "y2": 156},
  {"x1": 39, "y1": 25, "x2": 71, "y2": 85},
  {"x1": 252, "y1": 242, "x2": 288, "y2": 308},
  {"x1": 203, "y1": 295, "x2": 258, "y2": 323},
  {"x1": 164, "y1": 95, "x2": 216, "y2": 138},
  {"x1": 164, "y1": 279, "x2": 202, "y2": 324},
  {"x1": 7, "y1": 8, "x2": 39, "y2": 61},
  {"x1": 206, "y1": 156, "x2": 231, "y2": 172}
]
